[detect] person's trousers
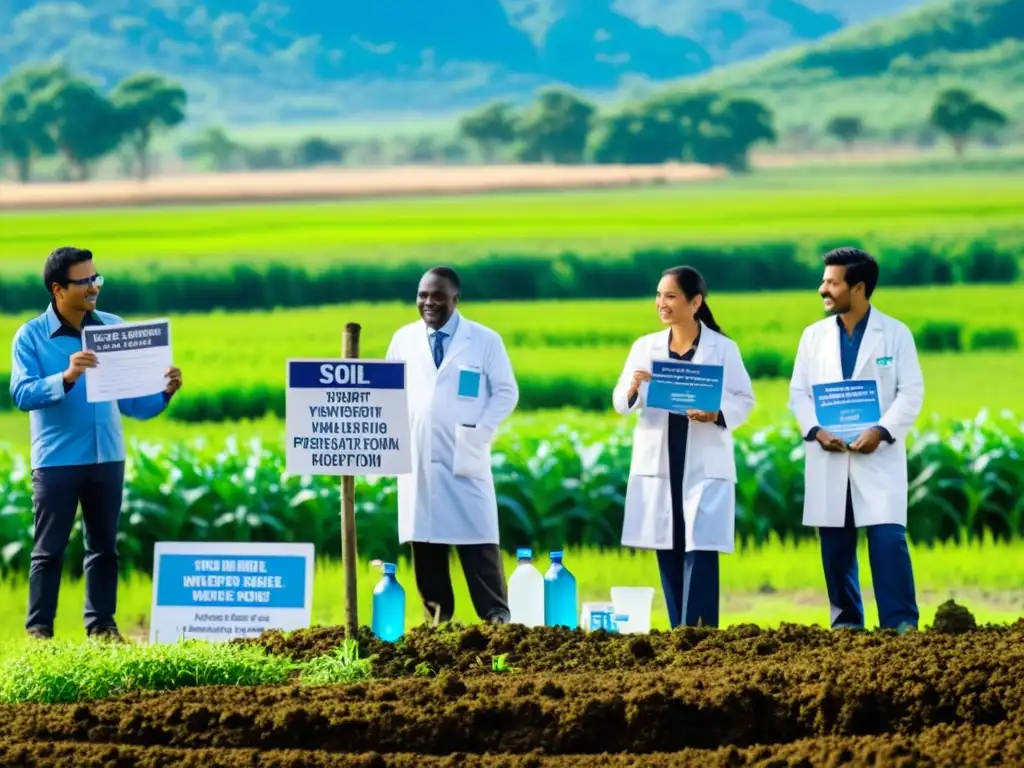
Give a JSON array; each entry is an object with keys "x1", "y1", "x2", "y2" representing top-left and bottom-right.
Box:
[
  {"x1": 656, "y1": 547, "x2": 719, "y2": 629},
  {"x1": 410, "y1": 542, "x2": 510, "y2": 624},
  {"x1": 818, "y1": 483, "x2": 919, "y2": 630},
  {"x1": 27, "y1": 461, "x2": 125, "y2": 634}
]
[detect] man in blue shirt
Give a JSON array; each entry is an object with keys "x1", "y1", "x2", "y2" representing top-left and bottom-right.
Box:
[{"x1": 9, "y1": 246, "x2": 183, "y2": 641}]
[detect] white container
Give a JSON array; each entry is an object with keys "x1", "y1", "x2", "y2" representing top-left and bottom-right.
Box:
[
  {"x1": 508, "y1": 548, "x2": 544, "y2": 627},
  {"x1": 610, "y1": 586, "x2": 655, "y2": 633}
]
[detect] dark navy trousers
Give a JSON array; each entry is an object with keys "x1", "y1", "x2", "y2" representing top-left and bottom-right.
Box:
[
  {"x1": 656, "y1": 545, "x2": 719, "y2": 629},
  {"x1": 658, "y1": 409, "x2": 719, "y2": 629},
  {"x1": 819, "y1": 483, "x2": 919, "y2": 630},
  {"x1": 27, "y1": 461, "x2": 125, "y2": 633}
]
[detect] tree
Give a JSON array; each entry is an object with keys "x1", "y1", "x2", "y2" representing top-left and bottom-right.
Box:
[
  {"x1": 826, "y1": 115, "x2": 864, "y2": 149},
  {"x1": 111, "y1": 73, "x2": 187, "y2": 179},
  {"x1": 590, "y1": 107, "x2": 686, "y2": 164},
  {"x1": 38, "y1": 74, "x2": 125, "y2": 180},
  {"x1": 0, "y1": 65, "x2": 62, "y2": 182},
  {"x1": 696, "y1": 97, "x2": 776, "y2": 172},
  {"x1": 294, "y1": 137, "x2": 344, "y2": 167},
  {"x1": 516, "y1": 89, "x2": 595, "y2": 164},
  {"x1": 458, "y1": 101, "x2": 518, "y2": 162},
  {"x1": 179, "y1": 127, "x2": 240, "y2": 171},
  {"x1": 929, "y1": 89, "x2": 1007, "y2": 157}
]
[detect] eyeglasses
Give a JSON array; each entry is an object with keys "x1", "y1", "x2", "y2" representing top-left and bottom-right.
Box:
[{"x1": 67, "y1": 274, "x2": 104, "y2": 287}]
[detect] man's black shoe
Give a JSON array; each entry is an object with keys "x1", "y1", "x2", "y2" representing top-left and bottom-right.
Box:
[
  {"x1": 26, "y1": 626, "x2": 53, "y2": 641},
  {"x1": 87, "y1": 625, "x2": 125, "y2": 643}
]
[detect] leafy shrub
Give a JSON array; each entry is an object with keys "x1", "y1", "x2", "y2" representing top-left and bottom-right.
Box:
[
  {"x1": 970, "y1": 327, "x2": 1019, "y2": 352},
  {"x1": 916, "y1": 321, "x2": 963, "y2": 352}
]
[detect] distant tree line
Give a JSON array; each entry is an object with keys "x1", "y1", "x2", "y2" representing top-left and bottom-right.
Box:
[
  {"x1": 458, "y1": 88, "x2": 777, "y2": 172},
  {"x1": 821, "y1": 88, "x2": 1007, "y2": 155},
  {"x1": 0, "y1": 60, "x2": 1012, "y2": 182},
  {"x1": 0, "y1": 64, "x2": 186, "y2": 182}
]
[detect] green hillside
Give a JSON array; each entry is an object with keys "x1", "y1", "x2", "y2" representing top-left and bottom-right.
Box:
[
  {"x1": 0, "y1": 0, "x2": 925, "y2": 123},
  {"x1": 668, "y1": 0, "x2": 1024, "y2": 140}
]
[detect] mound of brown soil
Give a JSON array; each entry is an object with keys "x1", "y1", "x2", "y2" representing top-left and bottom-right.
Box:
[{"x1": 1, "y1": 618, "x2": 1021, "y2": 765}]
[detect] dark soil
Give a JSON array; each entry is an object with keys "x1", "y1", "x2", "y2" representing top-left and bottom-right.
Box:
[{"x1": 1, "y1": 603, "x2": 1021, "y2": 766}]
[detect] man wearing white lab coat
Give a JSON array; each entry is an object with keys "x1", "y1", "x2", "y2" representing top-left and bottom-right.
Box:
[
  {"x1": 788, "y1": 247, "x2": 924, "y2": 632},
  {"x1": 385, "y1": 266, "x2": 519, "y2": 624}
]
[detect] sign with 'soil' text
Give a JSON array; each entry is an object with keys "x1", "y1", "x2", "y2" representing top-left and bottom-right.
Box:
[
  {"x1": 285, "y1": 358, "x2": 411, "y2": 476},
  {"x1": 149, "y1": 541, "x2": 314, "y2": 644}
]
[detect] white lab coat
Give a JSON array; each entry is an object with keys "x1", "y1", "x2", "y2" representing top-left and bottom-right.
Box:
[
  {"x1": 787, "y1": 307, "x2": 924, "y2": 528},
  {"x1": 385, "y1": 314, "x2": 519, "y2": 545},
  {"x1": 612, "y1": 323, "x2": 756, "y2": 553}
]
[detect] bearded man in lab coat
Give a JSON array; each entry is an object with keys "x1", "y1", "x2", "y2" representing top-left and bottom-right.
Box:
[
  {"x1": 385, "y1": 266, "x2": 519, "y2": 625},
  {"x1": 788, "y1": 247, "x2": 924, "y2": 633}
]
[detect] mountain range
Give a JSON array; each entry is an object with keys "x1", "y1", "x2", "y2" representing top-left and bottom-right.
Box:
[{"x1": 0, "y1": 0, "x2": 930, "y2": 122}]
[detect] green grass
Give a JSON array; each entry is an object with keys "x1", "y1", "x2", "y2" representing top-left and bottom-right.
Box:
[
  {"x1": 0, "y1": 636, "x2": 371, "y2": 704},
  {"x1": 2, "y1": 169, "x2": 1022, "y2": 271},
  {"x1": 0, "y1": 538, "x2": 1019, "y2": 643}
]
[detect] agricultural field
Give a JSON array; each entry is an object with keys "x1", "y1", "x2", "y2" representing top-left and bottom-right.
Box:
[
  {"x1": 1, "y1": 168, "x2": 1022, "y2": 272},
  {"x1": 2, "y1": 285, "x2": 1023, "y2": 425},
  {"x1": 0, "y1": 161, "x2": 1022, "y2": 765}
]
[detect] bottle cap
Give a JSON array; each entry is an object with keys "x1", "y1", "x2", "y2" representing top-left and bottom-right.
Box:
[
  {"x1": 516, "y1": 547, "x2": 532, "y2": 560},
  {"x1": 549, "y1": 550, "x2": 563, "y2": 561},
  {"x1": 383, "y1": 562, "x2": 396, "y2": 575}
]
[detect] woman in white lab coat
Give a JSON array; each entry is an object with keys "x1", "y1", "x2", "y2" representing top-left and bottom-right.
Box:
[{"x1": 612, "y1": 266, "x2": 755, "y2": 628}]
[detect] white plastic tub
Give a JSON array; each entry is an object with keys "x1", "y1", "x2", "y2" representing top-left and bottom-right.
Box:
[{"x1": 610, "y1": 586, "x2": 655, "y2": 633}]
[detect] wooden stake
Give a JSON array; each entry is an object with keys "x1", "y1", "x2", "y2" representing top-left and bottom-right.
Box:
[{"x1": 341, "y1": 322, "x2": 361, "y2": 639}]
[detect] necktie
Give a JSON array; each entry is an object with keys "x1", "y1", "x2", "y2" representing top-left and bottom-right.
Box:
[{"x1": 432, "y1": 331, "x2": 447, "y2": 368}]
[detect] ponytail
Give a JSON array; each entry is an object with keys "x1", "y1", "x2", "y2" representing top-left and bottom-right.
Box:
[{"x1": 697, "y1": 301, "x2": 726, "y2": 336}]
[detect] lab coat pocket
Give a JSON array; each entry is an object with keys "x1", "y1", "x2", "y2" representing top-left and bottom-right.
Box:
[
  {"x1": 630, "y1": 427, "x2": 665, "y2": 477},
  {"x1": 454, "y1": 424, "x2": 493, "y2": 480}
]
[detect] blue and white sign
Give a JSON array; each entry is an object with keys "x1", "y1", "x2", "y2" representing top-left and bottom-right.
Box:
[
  {"x1": 286, "y1": 358, "x2": 411, "y2": 476},
  {"x1": 646, "y1": 361, "x2": 724, "y2": 414},
  {"x1": 812, "y1": 379, "x2": 882, "y2": 443},
  {"x1": 149, "y1": 541, "x2": 314, "y2": 644},
  {"x1": 82, "y1": 318, "x2": 173, "y2": 403}
]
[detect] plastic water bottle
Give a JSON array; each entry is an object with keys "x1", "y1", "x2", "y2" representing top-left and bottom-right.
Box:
[
  {"x1": 508, "y1": 548, "x2": 544, "y2": 627},
  {"x1": 544, "y1": 550, "x2": 578, "y2": 629},
  {"x1": 371, "y1": 561, "x2": 405, "y2": 642}
]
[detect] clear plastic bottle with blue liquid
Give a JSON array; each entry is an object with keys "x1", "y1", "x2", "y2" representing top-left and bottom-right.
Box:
[
  {"x1": 544, "y1": 550, "x2": 578, "y2": 629},
  {"x1": 371, "y1": 561, "x2": 405, "y2": 642}
]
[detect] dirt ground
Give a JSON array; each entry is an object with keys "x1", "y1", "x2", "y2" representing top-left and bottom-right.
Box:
[
  {"x1": 0, "y1": 163, "x2": 725, "y2": 210},
  {"x1": 0, "y1": 603, "x2": 1021, "y2": 766}
]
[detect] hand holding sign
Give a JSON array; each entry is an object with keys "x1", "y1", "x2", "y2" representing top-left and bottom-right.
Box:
[
  {"x1": 849, "y1": 427, "x2": 884, "y2": 454},
  {"x1": 686, "y1": 409, "x2": 719, "y2": 423},
  {"x1": 165, "y1": 366, "x2": 183, "y2": 395},
  {"x1": 63, "y1": 351, "x2": 98, "y2": 386},
  {"x1": 814, "y1": 428, "x2": 847, "y2": 453}
]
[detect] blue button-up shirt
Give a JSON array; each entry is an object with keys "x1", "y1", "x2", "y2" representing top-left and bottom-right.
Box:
[
  {"x1": 427, "y1": 310, "x2": 460, "y2": 362},
  {"x1": 10, "y1": 304, "x2": 171, "y2": 469}
]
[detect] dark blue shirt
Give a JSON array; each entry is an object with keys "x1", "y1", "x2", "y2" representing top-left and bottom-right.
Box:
[{"x1": 839, "y1": 308, "x2": 870, "y2": 381}]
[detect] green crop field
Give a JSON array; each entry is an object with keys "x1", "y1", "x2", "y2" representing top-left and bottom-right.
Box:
[{"x1": 2, "y1": 169, "x2": 1022, "y2": 272}]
